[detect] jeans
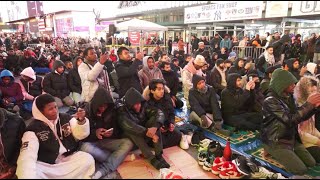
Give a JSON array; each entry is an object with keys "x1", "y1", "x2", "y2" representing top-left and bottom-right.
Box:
[{"x1": 80, "y1": 138, "x2": 133, "y2": 176}]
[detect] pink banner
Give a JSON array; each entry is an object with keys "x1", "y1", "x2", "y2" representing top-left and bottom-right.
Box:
[{"x1": 129, "y1": 31, "x2": 140, "y2": 45}]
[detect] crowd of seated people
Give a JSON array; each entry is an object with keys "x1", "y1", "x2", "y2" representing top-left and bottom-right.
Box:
[{"x1": 0, "y1": 31, "x2": 320, "y2": 179}]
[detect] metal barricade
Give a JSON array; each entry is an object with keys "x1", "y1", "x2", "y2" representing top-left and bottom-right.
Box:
[{"x1": 232, "y1": 46, "x2": 265, "y2": 60}]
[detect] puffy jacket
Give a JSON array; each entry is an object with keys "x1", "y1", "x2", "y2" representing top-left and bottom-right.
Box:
[
  {"x1": 189, "y1": 75, "x2": 222, "y2": 121},
  {"x1": 0, "y1": 108, "x2": 25, "y2": 164},
  {"x1": 228, "y1": 58, "x2": 246, "y2": 76},
  {"x1": 117, "y1": 88, "x2": 165, "y2": 137},
  {"x1": 115, "y1": 59, "x2": 143, "y2": 98},
  {"x1": 43, "y1": 60, "x2": 70, "y2": 99},
  {"x1": 221, "y1": 73, "x2": 254, "y2": 117},
  {"x1": 67, "y1": 57, "x2": 82, "y2": 94},
  {"x1": 0, "y1": 70, "x2": 24, "y2": 105}
]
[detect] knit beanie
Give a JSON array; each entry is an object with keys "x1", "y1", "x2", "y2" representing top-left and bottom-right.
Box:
[
  {"x1": 192, "y1": 74, "x2": 205, "y2": 88},
  {"x1": 269, "y1": 69, "x2": 298, "y2": 96}
]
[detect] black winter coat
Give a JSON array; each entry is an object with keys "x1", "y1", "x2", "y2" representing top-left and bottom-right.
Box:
[
  {"x1": 221, "y1": 73, "x2": 254, "y2": 118},
  {"x1": 115, "y1": 59, "x2": 143, "y2": 98},
  {"x1": 208, "y1": 67, "x2": 227, "y2": 94},
  {"x1": 189, "y1": 86, "x2": 222, "y2": 121},
  {"x1": 0, "y1": 108, "x2": 25, "y2": 165},
  {"x1": 261, "y1": 90, "x2": 317, "y2": 149},
  {"x1": 43, "y1": 72, "x2": 70, "y2": 99},
  {"x1": 162, "y1": 70, "x2": 179, "y2": 97},
  {"x1": 83, "y1": 87, "x2": 120, "y2": 142}
]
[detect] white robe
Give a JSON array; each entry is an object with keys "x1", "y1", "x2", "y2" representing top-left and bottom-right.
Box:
[{"x1": 16, "y1": 100, "x2": 95, "y2": 179}]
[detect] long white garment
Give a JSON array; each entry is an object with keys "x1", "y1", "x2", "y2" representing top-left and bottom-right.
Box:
[{"x1": 16, "y1": 100, "x2": 95, "y2": 179}]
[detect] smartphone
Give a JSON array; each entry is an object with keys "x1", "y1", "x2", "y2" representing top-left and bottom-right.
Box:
[
  {"x1": 105, "y1": 128, "x2": 113, "y2": 133},
  {"x1": 249, "y1": 76, "x2": 253, "y2": 81}
]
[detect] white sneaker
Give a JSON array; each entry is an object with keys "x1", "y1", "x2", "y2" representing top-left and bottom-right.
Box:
[
  {"x1": 275, "y1": 173, "x2": 287, "y2": 179},
  {"x1": 180, "y1": 135, "x2": 189, "y2": 150},
  {"x1": 186, "y1": 133, "x2": 193, "y2": 145},
  {"x1": 198, "y1": 139, "x2": 212, "y2": 152}
]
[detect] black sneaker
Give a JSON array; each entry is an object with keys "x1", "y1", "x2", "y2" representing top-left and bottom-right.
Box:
[
  {"x1": 246, "y1": 156, "x2": 260, "y2": 173},
  {"x1": 233, "y1": 156, "x2": 251, "y2": 176},
  {"x1": 191, "y1": 130, "x2": 205, "y2": 146},
  {"x1": 207, "y1": 141, "x2": 223, "y2": 157},
  {"x1": 156, "y1": 155, "x2": 170, "y2": 168}
]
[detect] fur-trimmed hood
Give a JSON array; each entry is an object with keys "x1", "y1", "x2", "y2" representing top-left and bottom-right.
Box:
[
  {"x1": 294, "y1": 76, "x2": 319, "y2": 106},
  {"x1": 142, "y1": 85, "x2": 171, "y2": 101}
]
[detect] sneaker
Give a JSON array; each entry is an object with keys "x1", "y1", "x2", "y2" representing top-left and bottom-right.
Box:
[
  {"x1": 156, "y1": 156, "x2": 170, "y2": 169},
  {"x1": 275, "y1": 173, "x2": 287, "y2": 179},
  {"x1": 219, "y1": 162, "x2": 244, "y2": 179},
  {"x1": 191, "y1": 130, "x2": 205, "y2": 146},
  {"x1": 198, "y1": 139, "x2": 213, "y2": 152},
  {"x1": 203, "y1": 154, "x2": 215, "y2": 171},
  {"x1": 251, "y1": 167, "x2": 276, "y2": 179},
  {"x1": 207, "y1": 141, "x2": 223, "y2": 158},
  {"x1": 246, "y1": 156, "x2": 260, "y2": 173},
  {"x1": 211, "y1": 157, "x2": 226, "y2": 175},
  {"x1": 180, "y1": 135, "x2": 189, "y2": 150},
  {"x1": 233, "y1": 156, "x2": 251, "y2": 176},
  {"x1": 198, "y1": 151, "x2": 208, "y2": 166},
  {"x1": 186, "y1": 132, "x2": 193, "y2": 145},
  {"x1": 218, "y1": 161, "x2": 235, "y2": 179}
]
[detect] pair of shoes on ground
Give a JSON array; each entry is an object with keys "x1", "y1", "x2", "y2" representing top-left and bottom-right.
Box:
[
  {"x1": 180, "y1": 132, "x2": 193, "y2": 150},
  {"x1": 210, "y1": 157, "x2": 244, "y2": 179},
  {"x1": 233, "y1": 155, "x2": 286, "y2": 179},
  {"x1": 198, "y1": 140, "x2": 224, "y2": 172}
]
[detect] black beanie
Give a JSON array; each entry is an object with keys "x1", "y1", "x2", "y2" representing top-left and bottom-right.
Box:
[
  {"x1": 36, "y1": 94, "x2": 56, "y2": 112},
  {"x1": 216, "y1": 58, "x2": 225, "y2": 66},
  {"x1": 192, "y1": 74, "x2": 205, "y2": 88}
]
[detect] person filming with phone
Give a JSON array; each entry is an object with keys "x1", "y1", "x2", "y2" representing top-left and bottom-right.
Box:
[
  {"x1": 80, "y1": 87, "x2": 133, "y2": 179},
  {"x1": 78, "y1": 47, "x2": 114, "y2": 103}
]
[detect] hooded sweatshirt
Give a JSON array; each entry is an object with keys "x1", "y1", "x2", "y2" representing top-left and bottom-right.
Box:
[
  {"x1": 16, "y1": 97, "x2": 93, "y2": 179},
  {"x1": 284, "y1": 58, "x2": 300, "y2": 80},
  {"x1": 0, "y1": 70, "x2": 23, "y2": 105},
  {"x1": 67, "y1": 57, "x2": 82, "y2": 94},
  {"x1": 182, "y1": 60, "x2": 202, "y2": 102},
  {"x1": 294, "y1": 76, "x2": 320, "y2": 148},
  {"x1": 221, "y1": 73, "x2": 253, "y2": 117},
  {"x1": 138, "y1": 56, "x2": 164, "y2": 89},
  {"x1": 228, "y1": 58, "x2": 246, "y2": 76},
  {"x1": 305, "y1": 62, "x2": 317, "y2": 76},
  {"x1": 84, "y1": 87, "x2": 120, "y2": 142},
  {"x1": 43, "y1": 60, "x2": 70, "y2": 99},
  {"x1": 18, "y1": 67, "x2": 43, "y2": 101}
]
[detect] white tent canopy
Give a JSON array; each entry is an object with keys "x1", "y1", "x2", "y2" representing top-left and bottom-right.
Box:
[{"x1": 115, "y1": 19, "x2": 168, "y2": 32}]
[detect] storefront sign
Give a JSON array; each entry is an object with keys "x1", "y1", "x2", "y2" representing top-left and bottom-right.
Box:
[
  {"x1": 184, "y1": 1, "x2": 263, "y2": 24},
  {"x1": 129, "y1": 31, "x2": 141, "y2": 45},
  {"x1": 291, "y1": 1, "x2": 320, "y2": 16},
  {"x1": 117, "y1": 1, "x2": 207, "y2": 16},
  {"x1": 265, "y1": 1, "x2": 289, "y2": 17}
]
